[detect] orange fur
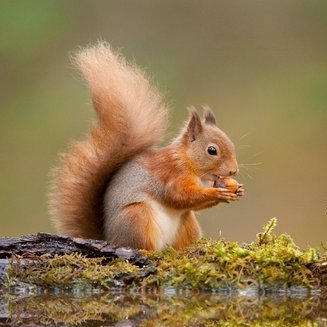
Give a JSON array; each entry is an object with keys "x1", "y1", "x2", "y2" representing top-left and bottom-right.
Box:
[
  {"x1": 110, "y1": 203, "x2": 158, "y2": 251},
  {"x1": 49, "y1": 42, "x2": 242, "y2": 250},
  {"x1": 142, "y1": 147, "x2": 228, "y2": 211},
  {"x1": 49, "y1": 42, "x2": 168, "y2": 239},
  {"x1": 173, "y1": 211, "x2": 202, "y2": 250}
]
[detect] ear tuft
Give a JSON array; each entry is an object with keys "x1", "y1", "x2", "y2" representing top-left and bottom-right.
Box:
[
  {"x1": 203, "y1": 105, "x2": 217, "y2": 125},
  {"x1": 186, "y1": 107, "x2": 202, "y2": 141}
]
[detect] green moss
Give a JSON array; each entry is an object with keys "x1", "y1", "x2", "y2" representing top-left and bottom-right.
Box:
[
  {"x1": 9, "y1": 253, "x2": 143, "y2": 289},
  {"x1": 142, "y1": 218, "x2": 323, "y2": 290},
  {"x1": 6, "y1": 218, "x2": 326, "y2": 291}
]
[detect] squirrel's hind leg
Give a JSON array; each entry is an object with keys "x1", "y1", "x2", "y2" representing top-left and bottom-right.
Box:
[
  {"x1": 108, "y1": 203, "x2": 159, "y2": 251},
  {"x1": 172, "y1": 211, "x2": 202, "y2": 250}
]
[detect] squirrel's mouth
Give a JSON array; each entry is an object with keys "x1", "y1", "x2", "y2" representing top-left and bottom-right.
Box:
[
  {"x1": 212, "y1": 174, "x2": 225, "y2": 180},
  {"x1": 204, "y1": 174, "x2": 221, "y2": 185},
  {"x1": 201, "y1": 173, "x2": 227, "y2": 185},
  {"x1": 213, "y1": 174, "x2": 232, "y2": 179}
]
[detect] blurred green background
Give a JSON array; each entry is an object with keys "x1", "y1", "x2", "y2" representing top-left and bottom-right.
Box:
[{"x1": 0, "y1": 1, "x2": 326, "y2": 247}]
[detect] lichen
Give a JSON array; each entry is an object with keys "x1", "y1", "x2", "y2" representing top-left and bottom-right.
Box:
[{"x1": 6, "y1": 218, "x2": 326, "y2": 291}]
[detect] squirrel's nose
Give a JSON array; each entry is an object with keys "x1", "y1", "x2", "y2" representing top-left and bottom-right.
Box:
[{"x1": 229, "y1": 168, "x2": 239, "y2": 176}]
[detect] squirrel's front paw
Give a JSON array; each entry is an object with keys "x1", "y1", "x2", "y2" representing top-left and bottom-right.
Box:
[
  {"x1": 214, "y1": 188, "x2": 239, "y2": 203},
  {"x1": 212, "y1": 176, "x2": 244, "y2": 202},
  {"x1": 236, "y1": 184, "x2": 245, "y2": 197}
]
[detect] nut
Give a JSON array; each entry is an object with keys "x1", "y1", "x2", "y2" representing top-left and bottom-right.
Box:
[{"x1": 213, "y1": 176, "x2": 239, "y2": 193}]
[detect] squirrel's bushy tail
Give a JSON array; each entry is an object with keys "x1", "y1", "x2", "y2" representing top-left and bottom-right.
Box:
[{"x1": 49, "y1": 42, "x2": 168, "y2": 239}]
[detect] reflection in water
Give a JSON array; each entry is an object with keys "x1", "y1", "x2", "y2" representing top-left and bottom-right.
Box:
[{"x1": 0, "y1": 289, "x2": 326, "y2": 326}]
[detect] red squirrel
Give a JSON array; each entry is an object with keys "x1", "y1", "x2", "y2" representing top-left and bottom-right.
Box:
[{"x1": 49, "y1": 42, "x2": 244, "y2": 251}]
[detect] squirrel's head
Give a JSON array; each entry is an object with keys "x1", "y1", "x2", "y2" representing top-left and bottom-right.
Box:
[{"x1": 181, "y1": 106, "x2": 239, "y2": 183}]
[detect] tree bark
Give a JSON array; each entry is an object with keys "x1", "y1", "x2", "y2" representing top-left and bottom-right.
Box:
[{"x1": 0, "y1": 232, "x2": 148, "y2": 264}]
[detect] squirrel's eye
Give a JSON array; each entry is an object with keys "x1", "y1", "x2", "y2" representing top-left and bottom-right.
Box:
[{"x1": 207, "y1": 146, "x2": 217, "y2": 155}]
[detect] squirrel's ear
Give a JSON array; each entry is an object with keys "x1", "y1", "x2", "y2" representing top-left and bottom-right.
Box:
[
  {"x1": 203, "y1": 105, "x2": 217, "y2": 126},
  {"x1": 186, "y1": 107, "x2": 203, "y2": 141}
]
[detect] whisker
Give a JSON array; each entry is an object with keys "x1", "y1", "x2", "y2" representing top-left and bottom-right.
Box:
[
  {"x1": 249, "y1": 166, "x2": 261, "y2": 171},
  {"x1": 239, "y1": 160, "x2": 262, "y2": 179},
  {"x1": 242, "y1": 164, "x2": 261, "y2": 173},
  {"x1": 239, "y1": 162, "x2": 263, "y2": 167},
  {"x1": 238, "y1": 170, "x2": 246, "y2": 179},
  {"x1": 237, "y1": 144, "x2": 251, "y2": 150},
  {"x1": 241, "y1": 169, "x2": 253, "y2": 179},
  {"x1": 248, "y1": 151, "x2": 263, "y2": 158},
  {"x1": 237, "y1": 132, "x2": 251, "y2": 145}
]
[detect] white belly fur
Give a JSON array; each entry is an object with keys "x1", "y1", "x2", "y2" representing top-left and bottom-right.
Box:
[{"x1": 148, "y1": 199, "x2": 184, "y2": 250}]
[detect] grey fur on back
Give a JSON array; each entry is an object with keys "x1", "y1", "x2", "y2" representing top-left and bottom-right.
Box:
[{"x1": 103, "y1": 156, "x2": 153, "y2": 240}]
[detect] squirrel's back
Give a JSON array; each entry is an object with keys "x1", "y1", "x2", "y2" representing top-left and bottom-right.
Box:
[{"x1": 49, "y1": 42, "x2": 168, "y2": 239}]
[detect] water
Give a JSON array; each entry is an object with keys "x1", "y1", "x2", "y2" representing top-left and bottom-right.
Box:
[{"x1": 1, "y1": 287, "x2": 326, "y2": 326}]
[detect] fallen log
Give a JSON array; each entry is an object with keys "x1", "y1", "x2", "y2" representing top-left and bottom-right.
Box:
[
  {"x1": 0, "y1": 232, "x2": 153, "y2": 289},
  {"x1": 0, "y1": 232, "x2": 148, "y2": 264},
  {"x1": 0, "y1": 219, "x2": 326, "y2": 292},
  {"x1": 0, "y1": 220, "x2": 326, "y2": 327}
]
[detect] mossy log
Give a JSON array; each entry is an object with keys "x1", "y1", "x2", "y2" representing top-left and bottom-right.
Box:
[
  {"x1": 0, "y1": 219, "x2": 326, "y2": 292},
  {"x1": 0, "y1": 232, "x2": 153, "y2": 289},
  {"x1": 1, "y1": 220, "x2": 326, "y2": 326},
  {"x1": 0, "y1": 232, "x2": 147, "y2": 263}
]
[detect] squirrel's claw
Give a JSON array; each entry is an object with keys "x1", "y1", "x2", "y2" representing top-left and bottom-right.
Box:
[{"x1": 236, "y1": 185, "x2": 245, "y2": 197}]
